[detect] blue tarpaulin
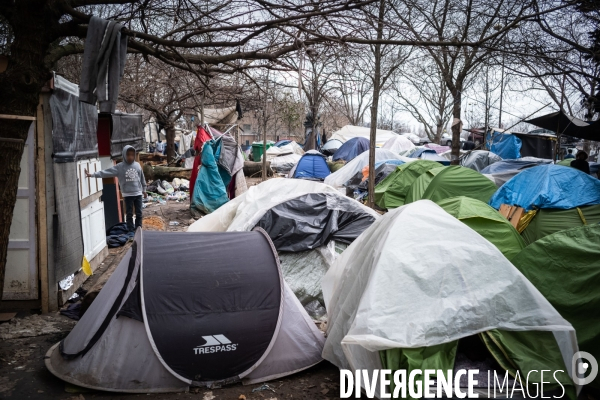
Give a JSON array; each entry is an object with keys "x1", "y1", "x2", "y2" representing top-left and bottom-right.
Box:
[
  {"x1": 192, "y1": 139, "x2": 231, "y2": 214},
  {"x1": 489, "y1": 164, "x2": 600, "y2": 211},
  {"x1": 332, "y1": 137, "x2": 370, "y2": 162},
  {"x1": 486, "y1": 131, "x2": 522, "y2": 159},
  {"x1": 293, "y1": 151, "x2": 330, "y2": 180},
  {"x1": 410, "y1": 148, "x2": 450, "y2": 165}
]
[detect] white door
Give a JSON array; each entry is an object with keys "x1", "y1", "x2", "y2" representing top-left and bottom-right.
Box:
[
  {"x1": 3, "y1": 123, "x2": 38, "y2": 300},
  {"x1": 78, "y1": 159, "x2": 107, "y2": 262}
]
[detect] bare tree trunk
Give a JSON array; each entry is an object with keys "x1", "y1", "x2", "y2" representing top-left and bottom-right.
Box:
[
  {"x1": 166, "y1": 126, "x2": 176, "y2": 163},
  {"x1": 367, "y1": 0, "x2": 385, "y2": 208},
  {"x1": 450, "y1": 89, "x2": 463, "y2": 165},
  {"x1": 0, "y1": 0, "x2": 56, "y2": 300}
]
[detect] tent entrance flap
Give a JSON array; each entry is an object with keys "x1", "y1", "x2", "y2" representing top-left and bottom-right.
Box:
[{"x1": 140, "y1": 230, "x2": 283, "y2": 384}]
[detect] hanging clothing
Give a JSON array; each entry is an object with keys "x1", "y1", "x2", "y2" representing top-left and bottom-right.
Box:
[
  {"x1": 79, "y1": 16, "x2": 128, "y2": 113},
  {"x1": 189, "y1": 126, "x2": 213, "y2": 199}
]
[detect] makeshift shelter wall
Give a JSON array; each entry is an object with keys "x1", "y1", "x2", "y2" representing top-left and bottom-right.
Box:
[{"x1": 513, "y1": 133, "x2": 554, "y2": 159}]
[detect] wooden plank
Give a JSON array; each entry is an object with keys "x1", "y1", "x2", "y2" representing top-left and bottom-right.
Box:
[
  {"x1": 80, "y1": 190, "x2": 103, "y2": 209},
  {"x1": 36, "y1": 98, "x2": 49, "y2": 314},
  {"x1": 0, "y1": 114, "x2": 36, "y2": 121}
]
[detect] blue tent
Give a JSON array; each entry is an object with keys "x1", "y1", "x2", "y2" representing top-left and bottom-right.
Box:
[
  {"x1": 480, "y1": 158, "x2": 552, "y2": 174},
  {"x1": 274, "y1": 140, "x2": 292, "y2": 147},
  {"x1": 486, "y1": 131, "x2": 522, "y2": 159},
  {"x1": 332, "y1": 137, "x2": 370, "y2": 162},
  {"x1": 293, "y1": 151, "x2": 331, "y2": 180},
  {"x1": 410, "y1": 148, "x2": 450, "y2": 165},
  {"x1": 489, "y1": 164, "x2": 600, "y2": 211}
]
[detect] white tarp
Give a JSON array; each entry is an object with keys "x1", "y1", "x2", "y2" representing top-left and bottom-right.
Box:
[
  {"x1": 322, "y1": 200, "x2": 578, "y2": 395},
  {"x1": 323, "y1": 149, "x2": 413, "y2": 188},
  {"x1": 270, "y1": 153, "x2": 302, "y2": 174},
  {"x1": 381, "y1": 135, "x2": 415, "y2": 154},
  {"x1": 262, "y1": 142, "x2": 304, "y2": 161},
  {"x1": 330, "y1": 125, "x2": 397, "y2": 147},
  {"x1": 188, "y1": 178, "x2": 339, "y2": 232}
]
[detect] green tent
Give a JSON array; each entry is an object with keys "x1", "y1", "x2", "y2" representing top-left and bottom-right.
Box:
[
  {"x1": 374, "y1": 160, "x2": 441, "y2": 209},
  {"x1": 512, "y1": 224, "x2": 600, "y2": 388},
  {"x1": 406, "y1": 165, "x2": 498, "y2": 205},
  {"x1": 520, "y1": 204, "x2": 600, "y2": 245},
  {"x1": 557, "y1": 159, "x2": 573, "y2": 167},
  {"x1": 437, "y1": 196, "x2": 526, "y2": 261},
  {"x1": 404, "y1": 166, "x2": 446, "y2": 204}
]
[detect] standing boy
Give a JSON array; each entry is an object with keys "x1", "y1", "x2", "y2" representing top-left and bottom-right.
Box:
[{"x1": 85, "y1": 145, "x2": 147, "y2": 233}]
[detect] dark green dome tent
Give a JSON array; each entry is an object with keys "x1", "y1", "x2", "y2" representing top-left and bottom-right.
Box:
[
  {"x1": 437, "y1": 196, "x2": 526, "y2": 261},
  {"x1": 407, "y1": 165, "x2": 498, "y2": 205},
  {"x1": 512, "y1": 224, "x2": 600, "y2": 389},
  {"x1": 404, "y1": 166, "x2": 446, "y2": 204},
  {"x1": 520, "y1": 204, "x2": 600, "y2": 245},
  {"x1": 374, "y1": 160, "x2": 440, "y2": 209}
]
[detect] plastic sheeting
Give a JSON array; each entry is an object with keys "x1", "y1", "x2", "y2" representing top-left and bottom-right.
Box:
[
  {"x1": 489, "y1": 164, "x2": 600, "y2": 211},
  {"x1": 270, "y1": 153, "x2": 302, "y2": 174},
  {"x1": 50, "y1": 75, "x2": 98, "y2": 162},
  {"x1": 263, "y1": 141, "x2": 304, "y2": 161},
  {"x1": 480, "y1": 158, "x2": 552, "y2": 174},
  {"x1": 254, "y1": 193, "x2": 377, "y2": 251},
  {"x1": 382, "y1": 135, "x2": 415, "y2": 154},
  {"x1": 486, "y1": 131, "x2": 522, "y2": 159},
  {"x1": 109, "y1": 113, "x2": 144, "y2": 158},
  {"x1": 460, "y1": 150, "x2": 502, "y2": 172},
  {"x1": 330, "y1": 125, "x2": 397, "y2": 147},
  {"x1": 324, "y1": 149, "x2": 408, "y2": 188},
  {"x1": 344, "y1": 160, "x2": 404, "y2": 191},
  {"x1": 188, "y1": 179, "x2": 339, "y2": 233},
  {"x1": 321, "y1": 200, "x2": 578, "y2": 397}
]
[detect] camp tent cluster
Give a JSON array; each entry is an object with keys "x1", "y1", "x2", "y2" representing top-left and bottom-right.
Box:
[{"x1": 47, "y1": 121, "x2": 600, "y2": 395}]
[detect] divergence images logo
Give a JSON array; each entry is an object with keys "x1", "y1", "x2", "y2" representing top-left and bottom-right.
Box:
[
  {"x1": 572, "y1": 351, "x2": 598, "y2": 385},
  {"x1": 193, "y1": 335, "x2": 238, "y2": 355}
]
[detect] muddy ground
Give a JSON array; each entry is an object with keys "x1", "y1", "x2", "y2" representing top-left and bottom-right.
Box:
[{"x1": 1, "y1": 177, "x2": 347, "y2": 399}]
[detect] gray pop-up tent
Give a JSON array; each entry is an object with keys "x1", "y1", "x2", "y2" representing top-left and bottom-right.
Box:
[{"x1": 46, "y1": 229, "x2": 325, "y2": 393}]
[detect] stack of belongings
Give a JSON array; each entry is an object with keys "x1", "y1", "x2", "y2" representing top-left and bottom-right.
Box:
[
  {"x1": 105, "y1": 223, "x2": 131, "y2": 247},
  {"x1": 188, "y1": 178, "x2": 379, "y2": 319},
  {"x1": 191, "y1": 129, "x2": 247, "y2": 217},
  {"x1": 264, "y1": 141, "x2": 304, "y2": 174}
]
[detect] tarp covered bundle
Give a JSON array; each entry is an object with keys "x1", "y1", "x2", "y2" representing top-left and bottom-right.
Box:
[
  {"x1": 485, "y1": 130, "x2": 522, "y2": 159},
  {"x1": 322, "y1": 201, "x2": 579, "y2": 398},
  {"x1": 460, "y1": 150, "x2": 502, "y2": 172},
  {"x1": 489, "y1": 164, "x2": 600, "y2": 211},
  {"x1": 47, "y1": 229, "x2": 325, "y2": 392},
  {"x1": 332, "y1": 137, "x2": 370, "y2": 162},
  {"x1": 512, "y1": 224, "x2": 600, "y2": 388}
]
